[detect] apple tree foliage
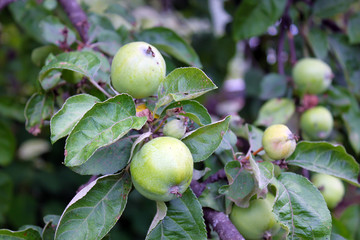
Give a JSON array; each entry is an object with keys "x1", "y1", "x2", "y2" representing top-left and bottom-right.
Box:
[{"x1": 0, "y1": 0, "x2": 360, "y2": 239}]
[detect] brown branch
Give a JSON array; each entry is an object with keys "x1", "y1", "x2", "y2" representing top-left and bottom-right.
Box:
[
  {"x1": 203, "y1": 208, "x2": 245, "y2": 240},
  {"x1": 321, "y1": 19, "x2": 343, "y2": 33},
  {"x1": 277, "y1": 0, "x2": 293, "y2": 75},
  {"x1": 0, "y1": 0, "x2": 16, "y2": 10},
  {"x1": 287, "y1": 30, "x2": 297, "y2": 65},
  {"x1": 58, "y1": 0, "x2": 89, "y2": 43},
  {"x1": 190, "y1": 174, "x2": 244, "y2": 240}
]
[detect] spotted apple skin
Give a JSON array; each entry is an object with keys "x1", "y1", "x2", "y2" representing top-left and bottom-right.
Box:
[{"x1": 111, "y1": 41, "x2": 166, "y2": 99}]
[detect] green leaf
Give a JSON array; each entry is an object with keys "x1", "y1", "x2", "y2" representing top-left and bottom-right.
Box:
[
  {"x1": 42, "y1": 215, "x2": 60, "y2": 240},
  {"x1": 146, "y1": 189, "x2": 206, "y2": 240},
  {"x1": 24, "y1": 93, "x2": 54, "y2": 135},
  {"x1": 88, "y1": 14, "x2": 122, "y2": 57},
  {"x1": 82, "y1": 49, "x2": 111, "y2": 84},
  {"x1": 0, "y1": 121, "x2": 16, "y2": 166},
  {"x1": 105, "y1": 3, "x2": 136, "y2": 24},
  {"x1": 198, "y1": 181, "x2": 226, "y2": 212},
  {"x1": 41, "y1": 70, "x2": 62, "y2": 90},
  {"x1": 233, "y1": 0, "x2": 287, "y2": 40},
  {"x1": 254, "y1": 98, "x2": 295, "y2": 127},
  {"x1": 64, "y1": 94, "x2": 146, "y2": 167},
  {"x1": 342, "y1": 99, "x2": 360, "y2": 154},
  {"x1": 249, "y1": 155, "x2": 274, "y2": 190},
  {"x1": 247, "y1": 124, "x2": 265, "y2": 154},
  {"x1": 332, "y1": 216, "x2": 353, "y2": 240},
  {"x1": 0, "y1": 172, "x2": 13, "y2": 223},
  {"x1": 338, "y1": 205, "x2": 360, "y2": 239},
  {"x1": 348, "y1": 13, "x2": 360, "y2": 44},
  {"x1": 55, "y1": 172, "x2": 132, "y2": 240},
  {"x1": 220, "y1": 161, "x2": 256, "y2": 207},
  {"x1": 160, "y1": 100, "x2": 211, "y2": 126},
  {"x1": 71, "y1": 137, "x2": 133, "y2": 175},
  {"x1": 329, "y1": 35, "x2": 360, "y2": 97},
  {"x1": 259, "y1": 73, "x2": 287, "y2": 100},
  {"x1": 331, "y1": 233, "x2": 347, "y2": 240},
  {"x1": 308, "y1": 28, "x2": 328, "y2": 59},
  {"x1": 9, "y1": 1, "x2": 75, "y2": 45},
  {"x1": 50, "y1": 94, "x2": 100, "y2": 143},
  {"x1": 31, "y1": 45, "x2": 60, "y2": 67},
  {"x1": 215, "y1": 130, "x2": 238, "y2": 154},
  {"x1": 326, "y1": 86, "x2": 351, "y2": 113},
  {"x1": 0, "y1": 96, "x2": 25, "y2": 122},
  {"x1": 287, "y1": 141, "x2": 360, "y2": 187},
  {"x1": 39, "y1": 51, "x2": 101, "y2": 84},
  {"x1": 182, "y1": 116, "x2": 230, "y2": 162},
  {"x1": 155, "y1": 67, "x2": 217, "y2": 112},
  {"x1": 0, "y1": 228, "x2": 41, "y2": 240},
  {"x1": 138, "y1": 27, "x2": 202, "y2": 67},
  {"x1": 313, "y1": 0, "x2": 356, "y2": 18},
  {"x1": 43, "y1": 215, "x2": 60, "y2": 226},
  {"x1": 38, "y1": 16, "x2": 76, "y2": 45},
  {"x1": 147, "y1": 201, "x2": 167, "y2": 235},
  {"x1": 128, "y1": 131, "x2": 152, "y2": 162},
  {"x1": 272, "y1": 172, "x2": 332, "y2": 239}
]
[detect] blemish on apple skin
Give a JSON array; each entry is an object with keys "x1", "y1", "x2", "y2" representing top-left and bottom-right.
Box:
[{"x1": 146, "y1": 46, "x2": 155, "y2": 57}]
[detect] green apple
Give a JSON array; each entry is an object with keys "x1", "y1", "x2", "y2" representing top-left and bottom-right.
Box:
[
  {"x1": 130, "y1": 136, "x2": 193, "y2": 202},
  {"x1": 300, "y1": 106, "x2": 333, "y2": 140},
  {"x1": 230, "y1": 194, "x2": 280, "y2": 240},
  {"x1": 262, "y1": 124, "x2": 296, "y2": 160},
  {"x1": 163, "y1": 119, "x2": 187, "y2": 139},
  {"x1": 311, "y1": 173, "x2": 345, "y2": 209},
  {"x1": 292, "y1": 58, "x2": 333, "y2": 95},
  {"x1": 111, "y1": 41, "x2": 166, "y2": 99}
]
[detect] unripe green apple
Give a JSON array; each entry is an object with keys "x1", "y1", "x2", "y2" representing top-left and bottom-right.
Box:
[
  {"x1": 130, "y1": 137, "x2": 193, "y2": 202},
  {"x1": 311, "y1": 173, "x2": 345, "y2": 209},
  {"x1": 292, "y1": 58, "x2": 333, "y2": 95},
  {"x1": 262, "y1": 124, "x2": 296, "y2": 160},
  {"x1": 300, "y1": 106, "x2": 333, "y2": 140},
  {"x1": 111, "y1": 41, "x2": 166, "y2": 99},
  {"x1": 163, "y1": 119, "x2": 186, "y2": 139},
  {"x1": 230, "y1": 194, "x2": 280, "y2": 240}
]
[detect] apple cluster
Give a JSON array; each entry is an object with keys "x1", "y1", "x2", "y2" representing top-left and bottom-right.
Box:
[
  {"x1": 111, "y1": 42, "x2": 193, "y2": 202},
  {"x1": 292, "y1": 58, "x2": 335, "y2": 140}
]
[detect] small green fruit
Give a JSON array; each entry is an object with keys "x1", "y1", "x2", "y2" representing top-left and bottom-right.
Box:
[
  {"x1": 163, "y1": 119, "x2": 186, "y2": 139},
  {"x1": 311, "y1": 173, "x2": 345, "y2": 209},
  {"x1": 292, "y1": 58, "x2": 333, "y2": 95},
  {"x1": 262, "y1": 124, "x2": 296, "y2": 160},
  {"x1": 111, "y1": 41, "x2": 166, "y2": 99},
  {"x1": 300, "y1": 106, "x2": 333, "y2": 140},
  {"x1": 130, "y1": 137, "x2": 193, "y2": 202},
  {"x1": 230, "y1": 194, "x2": 280, "y2": 240}
]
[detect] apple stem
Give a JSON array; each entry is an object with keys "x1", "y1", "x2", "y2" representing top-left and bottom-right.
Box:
[
  {"x1": 146, "y1": 46, "x2": 155, "y2": 57},
  {"x1": 288, "y1": 133, "x2": 299, "y2": 141},
  {"x1": 169, "y1": 186, "x2": 182, "y2": 197}
]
